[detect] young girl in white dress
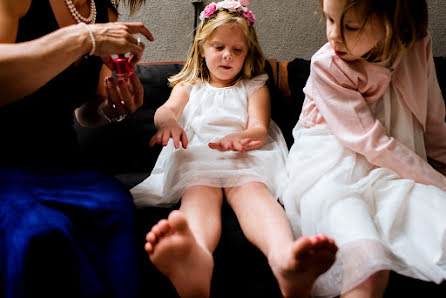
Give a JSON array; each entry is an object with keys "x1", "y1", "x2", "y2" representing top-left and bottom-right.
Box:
[
  {"x1": 130, "y1": 1, "x2": 338, "y2": 297},
  {"x1": 283, "y1": 0, "x2": 446, "y2": 297}
]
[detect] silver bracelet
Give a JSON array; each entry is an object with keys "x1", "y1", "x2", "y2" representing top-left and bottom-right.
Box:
[
  {"x1": 78, "y1": 22, "x2": 96, "y2": 56},
  {"x1": 98, "y1": 101, "x2": 127, "y2": 124}
]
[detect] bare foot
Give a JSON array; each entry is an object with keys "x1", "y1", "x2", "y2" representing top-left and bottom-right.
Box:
[
  {"x1": 269, "y1": 235, "x2": 338, "y2": 298},
  {"x1": 145, "y1": 210, "x2": 214, "y2": 298}
]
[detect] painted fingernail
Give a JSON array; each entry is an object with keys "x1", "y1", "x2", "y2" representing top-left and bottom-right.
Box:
[{"x1": 226, "y1": 146, "x2": 231, "y2": 150}]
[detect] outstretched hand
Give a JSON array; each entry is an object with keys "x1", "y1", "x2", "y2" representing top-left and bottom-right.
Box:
[
  {"x1": 208, "y1": 133, "x2": 262, "y2": 152},
  {"x1": 149, "y1": 124, "x2": 188, "y2": 149}
]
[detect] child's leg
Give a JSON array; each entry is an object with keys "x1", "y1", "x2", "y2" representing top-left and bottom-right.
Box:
[
  {"x1": 341, "y1": 270, "x2": 390, "y2": 298},
  {"x1": 145, "y1": 186, "x2": 223, "y2": 298},
  {"x1": 225, "y1": 182, "x2": 338, "y2": 298}
]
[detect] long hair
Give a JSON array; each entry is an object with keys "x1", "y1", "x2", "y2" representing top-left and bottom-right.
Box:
[
  {"x1": 107, "y1": 0, "x2": 146, "y2": 16},
  {"x1": 319, "y1": 0, "x2": 428, "y2": 62},
  {"x1": 168, "y1": 10, "x2": 265, "y2": 87}
]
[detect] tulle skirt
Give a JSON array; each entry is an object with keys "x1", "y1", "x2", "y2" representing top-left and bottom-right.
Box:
[
  {"x1": 131, "y1": 121, "x2": 289, "y2": 207},
  {"x1": 282, "y1": 122, "x2": 446, "y2": 297},
  {"x1": 0, "y1": 166, "x2": 139, "y2": 298}
]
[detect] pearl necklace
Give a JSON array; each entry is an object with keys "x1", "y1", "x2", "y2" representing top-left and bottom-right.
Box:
[{"x1": 64, "y1": 0, "x2": 96, "y2": 24}]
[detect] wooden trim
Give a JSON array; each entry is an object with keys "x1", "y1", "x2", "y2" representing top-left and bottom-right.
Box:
[
  {"x1": 277, "y1": 60, "x2": 291, "y2": 101},
  {"x1": 138, "y1": 61, "x2": 185, "y2": 66}
]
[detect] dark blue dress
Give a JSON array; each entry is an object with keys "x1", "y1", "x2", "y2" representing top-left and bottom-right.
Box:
[{"x1": 0, "y1": 1, "x2": 139, "y2": 297}]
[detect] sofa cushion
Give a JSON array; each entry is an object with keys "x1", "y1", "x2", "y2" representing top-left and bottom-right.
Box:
[{"x1": 271, "y1": 57, "x2": 310, "y2": 148}]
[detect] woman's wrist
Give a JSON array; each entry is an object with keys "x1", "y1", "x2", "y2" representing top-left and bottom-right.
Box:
[
  {"x1": 77, "y1": 23, "x2": 96, "y2": 56},
  {"x1": 65, "y1": 23, "x2": 95, "y2": 58}
]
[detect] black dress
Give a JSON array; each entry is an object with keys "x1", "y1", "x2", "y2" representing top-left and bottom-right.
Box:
[{"x1": 0, "y1": 1, "x2": 140, "y2": 297}]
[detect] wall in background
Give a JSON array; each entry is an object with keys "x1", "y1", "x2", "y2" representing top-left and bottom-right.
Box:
[{"x1": 119, "y1": 0, "x2": 446, "y2": 62}]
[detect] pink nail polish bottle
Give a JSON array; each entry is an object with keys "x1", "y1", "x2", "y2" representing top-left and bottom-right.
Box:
[{"x1": 113, "y1": 54, "x2": 133, "y2": 78}]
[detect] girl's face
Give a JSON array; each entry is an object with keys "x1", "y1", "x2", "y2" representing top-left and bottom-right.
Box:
[
  {"x1": 201, "y1": 23, "x2": 248, "y2": 87},
  {"x1": 323, "y1": 0, "x2": 385, "y2": 61}
]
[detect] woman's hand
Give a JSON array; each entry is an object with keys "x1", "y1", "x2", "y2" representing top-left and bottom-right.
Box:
[
  {"x1": 98, "y1": 73, "x2": 143, "y2": 123},
  {"x1": 208, "y1": 133, "x2": 263, "y2": 152},
  {"x1": 84, "y1": 22, "x2": 154, "y2": 69},
  {"x1": 149, "y1": 121, "x2": 188, "y2": 149}
]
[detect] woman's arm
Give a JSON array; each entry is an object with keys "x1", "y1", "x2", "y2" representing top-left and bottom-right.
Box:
[
  {"x1": 75, "y1": 10, "x2": 144, "y2": 127},
  {"x1": 0, "y1": 0, "x2": 89, "y2": 104},
  {"x1": 0, "y1": 0, "x2": 153, "y2": 105}
]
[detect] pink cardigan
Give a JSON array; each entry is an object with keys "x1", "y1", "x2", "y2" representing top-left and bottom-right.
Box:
[{"x1": 300, "y1": 34, "x2": 446, "y2": 190}]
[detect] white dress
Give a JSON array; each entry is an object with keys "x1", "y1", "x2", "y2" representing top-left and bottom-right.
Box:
[
  {"x1": 282, "y1": 82, "x2": 446, "y2": 297},
  {"x1": 131, "y1": 74, "x2": 289, "y2": 207}
]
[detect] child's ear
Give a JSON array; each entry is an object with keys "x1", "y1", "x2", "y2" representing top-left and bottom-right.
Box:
[{"x1": 199, "y1": 47, "x2": 205, "y2": 59}]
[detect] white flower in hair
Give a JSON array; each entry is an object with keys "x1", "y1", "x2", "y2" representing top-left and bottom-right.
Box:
[{"x1": 218, "y1": 0, "x2": 242, "y2": 12}]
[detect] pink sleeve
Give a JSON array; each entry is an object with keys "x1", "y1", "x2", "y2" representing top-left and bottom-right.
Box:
[
  {"x1": 305, "y1": 50, "x2": 446, "y2": 190},
  {"x1": 423, "y1": 36, "x2": 446, "y2": 167}
]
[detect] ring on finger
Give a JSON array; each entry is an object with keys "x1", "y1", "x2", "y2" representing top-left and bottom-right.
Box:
[
  {"x1": 99, "y1": 102, "x2": 127, "y2": 123},
  {"x1": 136, "y1": 37, "x2": 141, "y2": 47}
]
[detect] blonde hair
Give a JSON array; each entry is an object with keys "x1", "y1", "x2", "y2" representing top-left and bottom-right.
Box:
[
  {"x1": 319, "y1": 0, "x2": 428, "y2": 62},
  {"x1": 168, "y1": 10, "x2": 265, "y2": 87},
  {"x1": 108, "y1": 0, "x2": 146, "y2": 16}
]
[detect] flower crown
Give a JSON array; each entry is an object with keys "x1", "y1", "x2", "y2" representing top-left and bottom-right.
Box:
[{"x1": 199, "y1": 0, "x2": 256, "y2": 25}]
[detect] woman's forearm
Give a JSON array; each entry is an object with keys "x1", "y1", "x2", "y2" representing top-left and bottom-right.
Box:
[{"x1": 0, "y1": 24, "x2": 90, "y2": 105}]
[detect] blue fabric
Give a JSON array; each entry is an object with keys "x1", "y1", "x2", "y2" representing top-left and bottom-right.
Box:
[{"x1": 0, "y1": 166, "x2": 139, "y2": 298}]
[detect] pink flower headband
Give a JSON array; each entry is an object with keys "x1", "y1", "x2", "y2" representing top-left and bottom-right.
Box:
[{"x1": 199, "y1": 0, "x2": 256, "y2": 25}]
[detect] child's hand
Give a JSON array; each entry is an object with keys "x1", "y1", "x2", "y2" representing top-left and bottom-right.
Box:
[
  {"x1": 149, "y1": 124, "x2": 188, "y2": 149},
  {"x1": 208, "y1": 133, "x2": 262, "y2": 152}
]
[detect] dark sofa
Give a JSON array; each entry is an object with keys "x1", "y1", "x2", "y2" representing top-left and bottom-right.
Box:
[{"x1": 74, "y1": 57, "x2": 446, "y2": 297}]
